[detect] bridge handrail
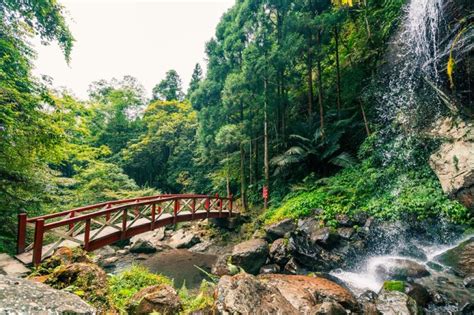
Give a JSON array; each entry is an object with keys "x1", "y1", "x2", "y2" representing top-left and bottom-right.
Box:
[
  {"x1": 25, "y1": 194, "x2": 213, "y2": 223},
  {"x1": 43, "y1": 195, "x2": 230, "y2": 230}
]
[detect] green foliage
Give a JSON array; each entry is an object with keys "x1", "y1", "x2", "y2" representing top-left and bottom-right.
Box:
[
  {"x1": 152, "y1": 69, "x2": 184, "y2": 101},
  {"x1": 264, "y1": 135, "x2": 471, "y2": 225},
  {"x1": 178, "y1": 280, "x2": 215, "y2": 314},
  {"x1": 108, "y1": 265, "x2": 172, "y2": 312},
  {"x1": 383, "y1": 280, "x2": 405, "y2": 292}
]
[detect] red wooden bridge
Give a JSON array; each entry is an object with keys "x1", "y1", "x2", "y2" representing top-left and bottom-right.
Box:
[{"x1": 16, "y1": 193, "x2": 235, "y2": 266}]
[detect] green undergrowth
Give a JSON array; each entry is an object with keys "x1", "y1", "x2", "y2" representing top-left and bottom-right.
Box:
[
  {"x1": 383, "y1": 280, "x2": 406, "y2": 292},
  {"x1": 263, "y1": 135, "x2": 472, "y2": 226},
  {"x1": 108, "y1": 265, "x2": 173, "y2": 312}
]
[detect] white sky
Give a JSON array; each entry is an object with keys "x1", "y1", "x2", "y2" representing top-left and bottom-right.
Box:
[{"x1": 32, "y1": 0, "x2": 234, "y2": 99}]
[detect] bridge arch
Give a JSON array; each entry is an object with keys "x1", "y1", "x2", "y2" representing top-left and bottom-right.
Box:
[{"x1": 16, "y1": 194, "x2": 236, "y2": 265}]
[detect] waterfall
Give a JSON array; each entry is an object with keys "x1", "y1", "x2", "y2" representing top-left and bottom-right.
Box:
[{"x1": 377, "y1": 0, "x2": 445, "y2": 128}]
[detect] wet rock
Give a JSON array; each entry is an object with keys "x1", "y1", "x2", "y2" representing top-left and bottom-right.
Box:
[
  {"x1": 376, "y1": 290, "x2": 418, "y2": 315},
  {"x1": 353, "y1": 212, "x2": 368, "y2": 226},
  {"x1": 406, "y1": 282, "x2": 431, "y2": 307},
  {"x1": 0, "y1": 275, "x2": 96, "y2": 314},
  {"x1": 287, "y1": 234, "x2": 342, "y2": 271},
  {"x1": 359, "y1": 290, "x2": 378, "y2": 302},
  {"x1": 168, "y1": 230, "x2": 201, "y2": 249},
  {"x1": 398, "y1": 244, "x2": 427, "y2": 261},
  {"x1": 375, "y1": 258, "x2": 430, "y2": 280},
  {"x1": 94, "y1": 245, "x2": 116, "y2": 258},
  {"x1": 284, "y1": 257, "x2": 307, "y2": 275},
  {"x1": 189, "y1": 240, "x2": 212, "y2": 253},
  {"x1": 461, "y1": 303, "x2": 474, "y2": 315},
  {"x1": 463, "y1": 275, "x2": 474, "y2": 288},
  {"x1": 269, "y1": 238, "x2": 290, "y2": 266},
  {"x1": 337, "y1": 227, "x2": 354, "y2": 240},
  {"x1": 231, "y1": 239, "x2": 268, "y2": 275},
  {"x1": 129, "y1": 284, "x2": 182, "y2": 315},
  {"x1": 259, "y1": 264, "x2": 280, "y2": 274},
  {"x1": 298, "y1": 218, "x2": 340, "y2": 249},
  {"x1": 434, "y1": 237, "x2": 474, "y2": 276},
  {"x1": 117, "y1": 249, "x2": 128, "y2": 255},
  {"x1": 130, "y1": 240, "x2": 157, "y2": 254},
  {"x1": 314, "y1": 301, "x2": 347, "y2": 315},
  {"x1": 264, "y1": 218, "x2": 296, "y2": 241}
]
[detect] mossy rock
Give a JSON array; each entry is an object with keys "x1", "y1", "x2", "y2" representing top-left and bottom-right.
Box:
[{"x1": 383, "y1": 280, "x2": 405, "y2": 292}]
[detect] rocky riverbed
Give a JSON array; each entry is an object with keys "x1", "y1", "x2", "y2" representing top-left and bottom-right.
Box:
[{"x1": 1, "y1": 213, "x2": 473, "y2": 314}]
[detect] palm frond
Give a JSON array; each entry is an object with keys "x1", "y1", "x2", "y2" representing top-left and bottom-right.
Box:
[{"x1": 329, "y1": 152, "x2": 357, "y2": 168}]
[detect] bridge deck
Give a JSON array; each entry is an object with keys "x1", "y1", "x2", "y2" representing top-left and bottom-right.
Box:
[{"x1": 16, "y1": 209, "x2": 232, "y2": 265}]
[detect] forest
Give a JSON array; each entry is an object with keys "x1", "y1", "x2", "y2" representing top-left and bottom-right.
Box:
[{"x1": 1, "y1": 0, "x2": 472, "y2": 254}]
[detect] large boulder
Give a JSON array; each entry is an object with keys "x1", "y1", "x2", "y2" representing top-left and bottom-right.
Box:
[
  {"x1": 230, "y1": 239, "x2": 268, "y2": 275},
  {"x1": 45, "y1": 262, "x2": 110, "y2": 310},
  {"x1": 264, "y1": 218, "x2": 296, "y2": 241},
  {"x1": 269, "y1": 238, "x2": 290, "y2": 266},
  {"x1": 214, "y1": 273, "x2": 298, "y2": 314},
  {"x1": 131, "y1": 228, "x2": 165, "y2": 246},
  {"x1": 0, "y1": 275, "x2": 96, "y2": 314},
  {"x1": 434, "y1": 237, "x2": 474, "y2": 276},
  {"x1": 375, "y1": 258, "x2": 430, "y2": 280},
  {"x1": 214, "y1": 273, "x2": 358, "y2": 314},
  {"x1": 376, "y1": 289, "x2": 418, "y2": 315},
  {"x1": 129, "y1": 284, "x2": 182, "y2": 315},
  {"x1": 168, "y1": 229, "x2": 201, "y2": 249},
  {"x1": 130, "y1": 240, "x2": 157, "y2": 254},
  {"x1": 429, "y1": 118, "x2": 474, "y2": 210}
]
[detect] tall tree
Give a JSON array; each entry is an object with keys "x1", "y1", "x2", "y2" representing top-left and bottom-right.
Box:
[
  {"x1": 152, "y1": 70, "x2": 184, "y2": 101},
  {"x1": 187, "y1": 63, "x2": 203, "y2": 97}
]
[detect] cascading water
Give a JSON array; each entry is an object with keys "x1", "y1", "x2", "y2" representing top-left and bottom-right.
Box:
[{"x1": 377, "y1": 0, "x2": 445, "y2": 127}]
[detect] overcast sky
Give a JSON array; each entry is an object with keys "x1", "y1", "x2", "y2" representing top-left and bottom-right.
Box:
[{"x1": 32, "y1": 0, "x2": 234, "y2": 99}]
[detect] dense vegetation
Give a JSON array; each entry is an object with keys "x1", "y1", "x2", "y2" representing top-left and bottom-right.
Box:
[{"x1": 0, "y1": 0, "x2": 471, "y2": 253}]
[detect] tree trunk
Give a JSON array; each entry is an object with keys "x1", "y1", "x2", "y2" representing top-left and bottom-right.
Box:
[
  {"x1": 264, "y1": 78, "x2": 270, "y2": 210},
  {"x1": 240, "y1": 142, "x2": 247, "y2": 211},
  {"x1": 317, "y1": 32, "x2": 324, "y2": 137},
  {"x1": 335, "y1": 26, "x2": 342, "y2": 115},
  {"x1": 360, "y1": 100, "x2": 371, "y2": 136},
  {"x1": 307, "y1": 53, "x2": 314, "y2": 118}
]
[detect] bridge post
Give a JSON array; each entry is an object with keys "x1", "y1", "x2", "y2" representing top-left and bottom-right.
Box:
[
  {"x1": 69, "y1": 211, "x2": 75, "y2": 232},
  {"x1": 17, "y1": 213, "x2": 27, "y2": 254},
  {"x1": 191, "y1": 198, "x2": 196, "y2": 220},
  {"x1": 229, "y1": 194, "x2": 233, "y2": 217},
  {"x1": 151, "y1": 204, "x2": 156, "y2": 230},
  {"x1": 33, "y1": 218, "x2": 44, "y2": 266},
  {"x1": 84, "y1": 218, "x2": 91, "y2": 251},
  {"x1": 121, "y1": 209, "x2": 127, "y2": 240},
  {"x1": 173, "y1": 199, "x2": 180, "y2": 224}
]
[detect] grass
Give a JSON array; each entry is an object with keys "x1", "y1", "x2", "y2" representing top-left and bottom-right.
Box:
[{"x1": 383, "y1": 280, "x2": 405, "y2": 292}]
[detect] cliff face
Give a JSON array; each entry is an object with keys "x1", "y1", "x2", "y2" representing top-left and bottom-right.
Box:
[{"x1": 429, "y1": 118, "x2": 474, "y2": 211}]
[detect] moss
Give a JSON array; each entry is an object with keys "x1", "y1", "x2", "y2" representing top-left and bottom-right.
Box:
[
  {"x1": 108, "y1": 265, "x2": 172, "y2": 312},
  {"x1": 383, "y1": 280, "x2": 405, "y2": 292}
]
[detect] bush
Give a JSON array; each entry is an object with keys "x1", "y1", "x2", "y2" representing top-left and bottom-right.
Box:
[
  {"x1": 178, "y1": 280, "x2": 215, "y2": 314},
  {"x1": 108, "y1": 265, "x2": 172, "y2": 312}
]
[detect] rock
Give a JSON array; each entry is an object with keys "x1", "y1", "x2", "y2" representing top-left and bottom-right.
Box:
[
  {"x1": 215, "y1": 273, "x2": 358, "y2": 314},
  {"x1": 461, "y1": 303, "x2": 474, "y2": 314},
  {"x1": 284, "y1": 257, "x2": 307, "y2": 275},
  {"x1": 314, "y1": 301, "x2": 347, "y2": 315},
  {"x1": 0, "y1": 275, "x2": 96, "y2": 314},
  {"x1": 259, "y1": 264, "x2": 280, "y2": 274},
  {"x1": 45, "y1": 262, "x2": 109, "y2": 310},
  {"x1": 189, "y1": 240, "x2": 212, "y2": 253},
  {"x1": 269, "y1": 238, "x2": 290, "y2": 266},
  {"x1": 131, "y1": 228, "x2": 165, "y2": 246},
  {"x1": 136, "y1": 253, "x2": 149, "y2": 260},
  {"x1": 376, "y1": 290, "x2": 418, "y2": 315},
  {"x1": 117, "y1": 249, "x2": 128, "y2": 255},
  {"x1": 287, "y1": 234, "x2": 342, "y2": 271},
  {"x1": 335, "y1": 214, "x2": 353, "y2": 227},
  {"x1": 258, "y1": 274, "x2": 359, "y2": 313},
  {"x1": 214, "y1": 273, "x2": 298, "y2": 314},
  {"x1": 168, "y1": 229, "x2": 201, "y2": 249},
  {"x1": 406, "y1": 282, "x2": 431, "y2": 307},
  {"x1": 94, "y1": 245, "x2": 116, "y2": 258},
  {"x1": 359, "y1": 290, "x2": 378, "y2": 302},
  {"x1": 463, "y1": 275, "x2": 474, "y2": 288},
  {"x1": 434, "y1": 237, "x2": 474, "y2": 276},
  {"x1": 0, "y1": 254, "x2": 30, "y2": 277},
  {"x1": 231, "y1": 239, "x2": 268, "y2": 275},
  {"x1": 429, "y1": 117, "x2": 474, "y2": 209},
  {"x1": 211, "y1": 254, "x2": 233, "y2": 276},
  {"x1": 297, "y1": 217, "x2": 340, "y2": 249},
  {"x1": 264, "y1": 218, "x2": 296, "y2": 241},
  {"x1": 375, "y1": 258, "x2": 430, "y2": 280},
  {"x1": 337, "y1": 227, "x2": 354, "y2": 240},
  {"x1": 397, "y1": 244, "x2": 427, "y2": 261},
  {"x1": 129, "y1": 284, "x2": 182, "y2": 315},
  {"x1": 100, "y1": 256, "x2": 119, "y2": 268},
  {"x1": 130, "y1": 240, "x2": 157, "y2": 254},
  {"x1": 209, "y1": 216, "x2": 246, "y2": 229},
  {"x1": 353, "y1": 212, "x2": 368, "y2": 226}
]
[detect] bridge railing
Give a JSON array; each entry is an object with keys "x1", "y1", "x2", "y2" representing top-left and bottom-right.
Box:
[{"x1": 17, "y1": 193, "x2": 234, "y2": 265}]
